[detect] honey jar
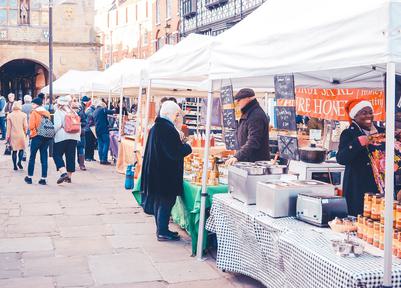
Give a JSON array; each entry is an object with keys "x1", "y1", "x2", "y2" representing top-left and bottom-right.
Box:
[
  {"x1": 367, "y1": 220, "x2": 374, "y2": 245},
  {"x1": 373, "y1": 221, "x2": 380, "y2": 248},
  {"x1": 371, "y1": 194, "x2": 382, "y2": 221},
  {"x1": 363, "y1": 193, "x2": 373, "y2": 218},
  {"x1": 380, "y1": 199, "x2": 385, "y2": 225},
  {"x1": 395, "y1": 201, "x2": 399, "y2": 228},
  {"x1": 398, "y1": 233, "x2": 401, "y2": 258},
  {"x1": 396, "y1": 203, "x2": 401, "y2": 229},
  {"x1": 357, "y1": 215, "x2": 364, "y2": 239},
  {"x1": 379, "y1": 224, "x2": 385, "y2": 250},
  {"x1": 363, "y1": 217, "x2": 368, "y2": 241},
  {"x1": 394, "y1": 230, "x2": 399, "y2": 256}
]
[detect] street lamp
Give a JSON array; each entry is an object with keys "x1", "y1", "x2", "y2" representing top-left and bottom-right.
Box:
[{"x1": 47, "y1": 0, "x2": 77, "y2": 112}]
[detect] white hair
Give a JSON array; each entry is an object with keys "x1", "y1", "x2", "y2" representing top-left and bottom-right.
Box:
[
  {"x1": 24, "y1": 95, "x2": 32, "y2": 103},
  {"x1": 160, "y1": 101, "x2": 181, "y2": 119}
]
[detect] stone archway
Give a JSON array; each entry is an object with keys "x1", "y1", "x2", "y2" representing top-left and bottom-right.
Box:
[{"x1": 0, "y1": 59, "x2": 49, "y2": 100}]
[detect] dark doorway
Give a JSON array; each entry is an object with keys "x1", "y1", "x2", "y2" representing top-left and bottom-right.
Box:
[{"x1": 0, "y1": 59, "x2": 48, "y2": 101}]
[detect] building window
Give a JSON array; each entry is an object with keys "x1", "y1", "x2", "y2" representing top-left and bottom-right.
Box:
[
  {"x1": 107, "y1": 12, "x2": 110, "y2": 28},
  {"x1": 0, "y1": 0, "x2": 49, "y2": 27},
  {"x1": 166, "y1": 33, "x2": 174, "y2": 45},
  {"x1": 155, "y1": 0, "x2": 160, "y2": 24},
  {"x1": 156, "y1": 36, "x2": 164, "y2": 51},
  {"x1": 145, "y1": 1, "x2": 148, "y2": 17},
  {"x1": 143, "y1": 30, "x2": 148, "y2": 46},
  {"x1": 125, "y1": 7, "x2": 128, "y2": 23},
  {"x1": 182, "y1": 0, "x2": 196, "y2": 18},
  {"x1": 135, "y1": 4, "x2": 137, "y2": 20},
  {"x1": 166, "y1": 0, "x2": 172, "y2": 19},
  {"x1": 115, "y1": 9, "x2": 118, "y2": 26}
]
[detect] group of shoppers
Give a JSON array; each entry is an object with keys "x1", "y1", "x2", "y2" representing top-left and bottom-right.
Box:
[{"x1": 1, "y1": 92, "x2": 116, "y2": 185}]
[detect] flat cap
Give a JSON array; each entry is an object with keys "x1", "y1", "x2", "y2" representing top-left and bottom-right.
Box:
[{"x1": 234, "y1": 88, "x2": 255, "y2": 100}]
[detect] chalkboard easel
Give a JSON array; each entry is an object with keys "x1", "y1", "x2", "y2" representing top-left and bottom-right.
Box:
[
  {"x1": 278, "y1": 135, "x2": 299, "y2": 161},
  {"x1": 275, "y1": 106, "x2": 297, "y2": 131},
  {"x1": 274, "y1": 74, "x2": 295, "y2": 100}
]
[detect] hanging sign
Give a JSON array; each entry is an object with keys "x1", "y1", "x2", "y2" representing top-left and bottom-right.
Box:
[
  {"x1": 278, "y1": 88, "x2": 385, "y2": 121},
  {"x1": 220, "y1": 85, "x2": 238, "y2": 150},
  {"x1": 275, "y1": 106, "x2": 297, "y2": 131},
  {"x1": 274, "y1": 74, "x2": 295, "y2": 100}
]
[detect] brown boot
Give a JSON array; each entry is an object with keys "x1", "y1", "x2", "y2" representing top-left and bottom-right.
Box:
[{"x1": 78, "y1": 155, "x2": 87, "y2": 171}]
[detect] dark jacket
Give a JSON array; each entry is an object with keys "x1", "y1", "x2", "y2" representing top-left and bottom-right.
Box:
[
  {"x1": 78, "y1": 103, "x2": 88, "y2": 135},
  {"x1": 140, "y1": 117, "x2": 192, "y2": 214},
  {"x1": 85, "y1": 105, "x2": 96, "y2": 132},
  {"x1": 336, "y1": 123, "x2": 385, "y2": 216},
  {"x1": 235, "y1": 99, "x2": 270, "y2": 162},
  {"x1": 93, "y1": 107, "x2": 114, "y2": 136}
]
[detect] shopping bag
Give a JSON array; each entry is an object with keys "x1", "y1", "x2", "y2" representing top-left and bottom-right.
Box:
[
  {"x1": 90, "y1": 126, "x2": 97, "y2": 139},
  {"x1": 4, "y1": 142, "x2": 11, "y2": 155}
]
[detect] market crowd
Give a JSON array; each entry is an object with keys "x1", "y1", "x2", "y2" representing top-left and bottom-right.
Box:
[{"x1": 0, "y1": 92, "x2": 119, "y2": 185}]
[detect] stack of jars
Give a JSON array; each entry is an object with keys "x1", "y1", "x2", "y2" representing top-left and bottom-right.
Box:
[{"x1": 357, "y1": 193, "x2": 401, "y2": 256}]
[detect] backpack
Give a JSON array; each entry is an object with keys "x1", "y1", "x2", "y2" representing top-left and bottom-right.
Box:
[
  {"x1": 0, "y1": 97, "x2": 5, "y2": 112},
  {"x1": 37, "y1": 117, "x2": 55, "y2": 138},
  {"x1": 64, "y1": 111, "x2": 81, "y2": 133}
]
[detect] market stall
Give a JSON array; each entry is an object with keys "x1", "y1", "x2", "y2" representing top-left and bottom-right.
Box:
[
  {"x1": 198, "y1": 0, "x2": 401, "y2": 286},
  {"x1": 207, "y1": 194, "x2": 401, "y2": 288}
]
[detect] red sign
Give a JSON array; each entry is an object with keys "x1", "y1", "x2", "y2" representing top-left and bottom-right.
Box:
[{"x1": 278, "y1": 88, "x2": 385, "y2": 121}]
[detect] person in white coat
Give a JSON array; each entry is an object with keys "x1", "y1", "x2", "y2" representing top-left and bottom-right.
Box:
[{"x1": 53, "y1": 95, "x2": 81, "y2": 184}]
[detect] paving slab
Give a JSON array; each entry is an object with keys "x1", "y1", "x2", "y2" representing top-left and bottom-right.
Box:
[
  {"x1": 55, "y1": 215, "x2": 104, "y2": 227},
  {"x1": 88, "y1": 251, "x2": 162, "y2": 285},
  {"x1": 55, "y1": 273, "x2": 94, "y2": 287},
  {"x1": 154, "y1": 260, "x2": 221, "y2": 284},
  {"x1": 0, "y1": 276, "x2": 55, "y2": 288},
  {"x1": 54, "y1": 237, "x2": 112, "y2": 257},
  {"x1": 59, "y1": 225, "x2": 113, "y2": 238},
  {"x1": 22, "y1": 256, "x2": 89, "y2": 277},
  {"x1": 0, "y1": 237, "x2": 53, "y2": 253},
  {"x1": 111, "y1": 223, "x2": 157, "y2": 235}
]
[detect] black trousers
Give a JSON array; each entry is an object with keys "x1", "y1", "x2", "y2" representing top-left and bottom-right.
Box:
[
  {"x1": 85, "y1": 130, "x2": 96, "y2": 160},
  {"x1": 153, "y1": 195, "x2": 177, "y2": 235},
  {"x1": 53, "y1": 139, "x2": 77, "y2": 173}
]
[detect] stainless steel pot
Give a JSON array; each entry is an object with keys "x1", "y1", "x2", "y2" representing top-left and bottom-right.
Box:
[
  {"x1": 243, "y1": 165, "x2": 266, "y2": 175},
  {"x1": 266, "y1": 165, "x2": 288, "y2": 175},
  {"x1": 299, "y1": 144, "x2": 327, "y2": 164}
]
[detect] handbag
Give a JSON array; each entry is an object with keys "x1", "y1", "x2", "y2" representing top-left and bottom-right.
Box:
[
  {"x1": 4, "y1": 142, "x2": 11, "y2": 155},
  {"x1": 38, "y1": 117, "x2": 55, "y2": 138}
]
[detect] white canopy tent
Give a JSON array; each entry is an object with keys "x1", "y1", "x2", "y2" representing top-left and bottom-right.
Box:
[
  {"x1": 197, "y1": 0, "x2": 401, "y2": 285},
  {"x1": 42, "y1": 70, "x2": 108, "y2": 96}
]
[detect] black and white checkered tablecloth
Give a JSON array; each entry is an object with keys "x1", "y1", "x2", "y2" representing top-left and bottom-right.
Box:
[{"x1": 206, "y1": 194, "x2": 401, "y2": 288}]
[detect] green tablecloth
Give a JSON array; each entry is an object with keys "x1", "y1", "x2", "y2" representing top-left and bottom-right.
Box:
[{"x1": 132, "y1": 178, "x2": 228, "y2": 255}]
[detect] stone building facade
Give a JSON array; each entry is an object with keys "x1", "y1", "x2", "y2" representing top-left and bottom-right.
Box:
[
  {"x1": 0, "y1": 0, "x2": 99, "y2": 98},
  {"x1": 180, "y1": 0, "x2": 265, "y2": 36},
  {"x1": 96, "y1": 0, "x2": 152, "y2": 69},
  {"x1": 152, "y1": 0, "x2": 180, "y2": 52}
]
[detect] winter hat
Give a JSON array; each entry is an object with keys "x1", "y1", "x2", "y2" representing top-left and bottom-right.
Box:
[
  {"x1": 345, "y1": 99, "x2": 373, "y2": 123},
  {"x1": 32, "y1": 97, "x2": 43, "y2": 106},
  {"x1": 81, "y1": 95, "x2": 90, "y2": 103},
  {"x1": 234, "y1": 88, "x2": 255, "y2": 101},
  {"x1": 37, "y1": 93, "x2": 45, "y2": 99},
  {"x1": 57, "y1": 95, "x2": 72, "y2": 106}
]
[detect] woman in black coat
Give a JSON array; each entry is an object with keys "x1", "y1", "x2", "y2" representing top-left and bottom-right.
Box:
[
  {"x1": 140, "y1": 101, "x2": 192, "y2": 241},
  {"x1": 336, "y1": 100, "x2": 384, "y2": 216}
]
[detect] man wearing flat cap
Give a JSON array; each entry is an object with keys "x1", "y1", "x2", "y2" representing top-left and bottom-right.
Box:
[{"x1": 225, "y1": 88, "x2": 270, "y2": 165}]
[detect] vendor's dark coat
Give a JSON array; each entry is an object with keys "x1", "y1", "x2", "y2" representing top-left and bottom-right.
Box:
[
  {"x1": 140, "y1": 117, "x2": 192, "y2": 214},
  {"x1": 235, "y1": 99, "x2": 270, "y2": 162},
  {"x1": 336, "y1": 123, "x2": 384, "y2": 216}
]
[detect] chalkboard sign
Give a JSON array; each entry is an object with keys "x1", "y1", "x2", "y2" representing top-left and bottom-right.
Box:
[
  {"x1": 222, "y1": 109, "x2": 236, "y2": 129},
  {"x1": 220, "y1": 85, "x2": 234, "y2": 105},
  {"x1": 278, "y1": 135, "x2": 299, "y2": 161},
  {"x1": 274, "y1": 74, "x2": 295, "y2": 100},
  {"x1": 224, "y1": 128, "x2": 238, "y2": 150},
  {"x1": 275, "y1": 106, "x2": 297, "y2": 131}
]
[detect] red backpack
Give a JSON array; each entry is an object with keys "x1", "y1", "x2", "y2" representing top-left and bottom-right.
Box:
[{"x1": 64, "y1": 110, "x2": 81, "y2": 133}]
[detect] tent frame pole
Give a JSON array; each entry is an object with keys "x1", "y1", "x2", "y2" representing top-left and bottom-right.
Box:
[
  {"x1": 134, "y1": 74, "x2": 143, "y2": 156},
  {"x1": 118, "y1": 76, "x2": 124, "y2": 137},
  {"x1": 196, "y1": 80, "x2": 213, "y2": 260},
  {"x1": 143, "y1": 80, "x2": 152, "y2": 145},
  {"x1": 383, "y1": 62, "x2": 395, "y2": 288}
]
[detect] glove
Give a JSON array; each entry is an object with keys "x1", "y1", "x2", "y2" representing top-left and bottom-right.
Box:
[{"x1": 358, "y1": 136, "x2": 369, "y2": 147}]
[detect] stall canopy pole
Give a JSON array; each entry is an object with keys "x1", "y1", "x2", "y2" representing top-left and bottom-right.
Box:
[
  {"x1": 196, "y1": 80, "x2": 213, "y2": 260},
  {"x1": 134, "y1": 72, "x2": 143, "y2": 154},
  {"x1": 383, "y1": 62, "x2": 396, "y2": 288},
  {"x1": 118, "y1": 76, "x2": 124, "y2": 136},
  {"x1": 108, "y1": 89, "x2": 111, "y2": 110},
  {"x1": 142, "y1": 80, "x2": 152, "y2": 145}
]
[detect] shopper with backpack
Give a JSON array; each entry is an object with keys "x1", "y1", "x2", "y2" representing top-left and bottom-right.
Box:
[
  {"x1": 25, "y1": 97, "x2": 53, "y2": 185},
  {"x1": 53, "y1": 95, "x2": 81, "y2": 184},
  {"x1": 0, "y1": 95, "x2": 6, "y2": 140}
]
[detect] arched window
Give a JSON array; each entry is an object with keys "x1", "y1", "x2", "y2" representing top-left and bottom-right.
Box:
[
  {"x1": 155, "y1": 0, "x2": 160, "y2": 24},
  {"x1": 166, "y1": 0, "x2": 172, "y2": 19}
]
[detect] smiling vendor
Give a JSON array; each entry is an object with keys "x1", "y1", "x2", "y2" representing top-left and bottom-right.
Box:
[{"x1": 336, "y1": 99, "x2": 384, "y2": 216}]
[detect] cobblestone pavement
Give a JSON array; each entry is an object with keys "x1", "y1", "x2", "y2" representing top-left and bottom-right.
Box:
[{"x1": 0, "y1": 146, "x2": 264, "y2": 288}]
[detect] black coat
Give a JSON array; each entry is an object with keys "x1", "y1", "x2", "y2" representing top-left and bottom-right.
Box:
[
  {"x1": 140, "y1": 117, "x2": 192, "y2": 214},
  {"x1": 235, "y1": 99, "x2": 270, "y2": 162},
  {"x1": 93, "y1": 107, "x2": 114, "y2": 136},
  {"x1": 336, "y1": 123, "x2": 384, "y2": 216}
]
